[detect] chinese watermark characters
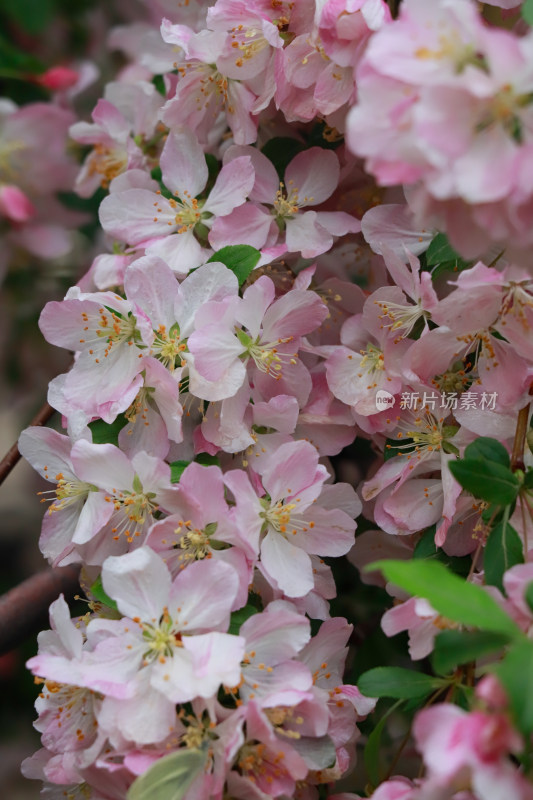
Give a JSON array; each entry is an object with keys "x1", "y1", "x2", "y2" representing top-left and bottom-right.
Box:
[{"x1": 398, "y1": 391, "x2": 497, "y2": 411}]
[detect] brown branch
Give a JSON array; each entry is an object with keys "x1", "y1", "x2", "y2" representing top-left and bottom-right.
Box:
[
  {"x1": 0, "y1": 401, "x2": 55, "y2": 487},
  {"x1": 511, "y1": 396, "x2": 532, "y2": 472},
  {"x1": 0, "y1": 565, "x2": 80, "y2": 655}
]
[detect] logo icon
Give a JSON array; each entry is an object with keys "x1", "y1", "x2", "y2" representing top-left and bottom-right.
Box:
[{"x1": 375, "y1": 390, "x2": 395, "y2": 411}]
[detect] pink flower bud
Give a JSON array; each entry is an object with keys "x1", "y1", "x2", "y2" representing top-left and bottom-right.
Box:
[
  {"x1": 0, "y1": 185, "x2": 35, "y2": 222},
  {"x1": 37, "y1": 66, "x2": 79, "y2": 91}
]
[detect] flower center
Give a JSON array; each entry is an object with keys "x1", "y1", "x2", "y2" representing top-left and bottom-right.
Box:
[
  {"x1": 38, "y1": 472, "x2": 95, "y2": 513},
  {"x1": 142, "y1": 608, "x2": 183, "y2": 661},
  {"x1": 262, "y1": 499, "x2": 315, "y2": 538},
  {"x1": 374, "y1": 297, "x2": 427, "y2": 340},
  {"x1": 168, "y1": 193, "x2": 202, "y2": 232},
  {"x1": 152, "y1": 324, "x2": 187, "y2": 370},
  {"x1": 273, "y1": 180, "x2": 306, "y2": 220},
  {"x1": 89, "y1": 143, "x2": 127, "y2": 187},
  {"x1": 359, "y1": 343, "x2": 385, "y2": 373},
  {"x1": 105, "y1": 477, "x2": 158, "y2": 543},
  {"x1": 79, "y1": 307, "x2": 139, "y2": 363},
  {"x1": 173, "y1": 519, "x2": 218, "y2": 565},
  {"x1": 230, "y1": 26, "x2": 269, "y2": 67}
]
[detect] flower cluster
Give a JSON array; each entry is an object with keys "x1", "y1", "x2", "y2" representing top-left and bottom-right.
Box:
[{"x1": 14, "y1": 0, "x2": 533, "y2": 799}]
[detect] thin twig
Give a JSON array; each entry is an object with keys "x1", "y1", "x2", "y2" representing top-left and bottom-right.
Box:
[
  {"x1": 511, "y1": 391, "x2": 532, "y2": 472},
  {"x1": 0, "y1": 401, "x2": 55, "y2": 487},
  {"x1": 0, "y1": 565, "x2": 80, "y2": 654}
]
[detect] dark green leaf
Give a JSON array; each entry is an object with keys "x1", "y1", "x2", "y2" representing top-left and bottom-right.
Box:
[
  {"x1": 2, "y1": 0, "x2": 55, "y2": 35},
  {"x1": 413, "y1": 527, "x2": 471, "y2": 577},
  {"x1": 152, "y1": 75, "x2": 166, "y2": 96},
  {"x1": 449, "y1": 458, "x2": 520, "y2": 505},
  {"x1": 358, "y1": 667, "x2": 442, "y2": 699},
  {"x1": 261, "y1": 137, "x2": 305, "y2": 179},
  {"x1": 88, "y1": 415, "x2": 128, "y2": 446},
  {"x1": 228, "y1": 604, "x2": 259, "y2": 635},
  {"x1": 368, "y1": 559, "x2": 521, "y2": 636},
  {"x1": 464, "y1": 437, "x2": 510, "y2": 468},
  {"x1": 195, "y1": 453, "x2": 220, "y2": 467},
  {"x1": 207, "y1": 245, "x2": 261, "y2": 286},
  {"x1": 384, "y1": 437, "x2": 414, "y2": 461},
  {"x1": 127, "y1": 748, "x2": 207, "y2": 800},
  {"x1": 484, "y1": 519, "x2": 524, "y2": 592},
  {"x1": 89, "y1": 575, "x2": 118, "y2": 612},
  {"x1": 170, "y1": 460, "x2": 190, "y2": 483},
  {"x1": 426, "y1": 233, "x2": 469, "y2": 268},
  {"x1": 494, "y1": 640, "x2": 533, "y2": 735},
  {"x1": 429, "y1": 260, "x2": 472, "y2": 280},
  {"x1": 523, "y1": 469, "x2": 533, "y2": 489},
  {"x1": 432, "y1": 629, "x2": 511, "y2": 675}
]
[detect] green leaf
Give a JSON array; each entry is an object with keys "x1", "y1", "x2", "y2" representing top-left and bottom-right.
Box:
[
  {"x1": 127, "y1": 748, "x2": 207, "y2": 800},
  {"x1": 413, "y1": 527, "x2": 471, "y2": 577},
  {"x1": 88, "y1": 415, "x2": 128, "y2": 446},
  {"x1": 368, "y1": 559, "x2": 521, "y2": 636},
  {"x1": 524, "y1": 469, "x2": 533, "y2": 489},
  {"x1": 207, "y1": 245, "x2": 261, "y2": 286},
  {"x1": 152, "y1": 75, "x2": 166, "y2": 96},
  {"x1": 364, "y1": 701, "x2": 403, "y2": 788},
  {"x1": 525, "y1": 582, "x2": 533, "y2": 615},
  {"x1": 426, "y1": 233, "x2": 469, "y2": 268},
  {"x1": 384, "y1": 436, "x2": 414, "y2": 461},
  {"x1": 432, "y1": 629, "x2": 511, "y2": 675},
  {"x1": 89, "y1": 575, "x2": 118, "y2": 612},
  {"x1": 494, "y1": 640, "x2": 533, "y2": 735},
  {"x1": 484, "y1": 519, "x2": 524, "y2": 592},
  {"x1": 195, "y1": 453, "x2": 221, "y2": 467},
  {"x1": 464, "y1": 437, "x2": 510, "y2": 468},
  {"x1": 260, "y1": 137, "x2": 305, "y2": 179},
  {"x1": 358, "y1": 667, "x2": 442, "y2": 699},
  {"x1": 448, "y1": 458, "x2": 520, "y2": 505},
  {"x1": 2, "y1": 0, "x2": 55, "y2": 35},
  {"x1": 170, "y1": 460, "x2": 190, "y2": 483},
  {"x1": 228, "y1": 604, "x2": 259, "y2": 635},
  {"x1": 522, "y1": 0, "x2": 533, "y2": 26}
]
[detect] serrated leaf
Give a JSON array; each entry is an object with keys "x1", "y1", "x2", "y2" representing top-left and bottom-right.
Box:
[
  {"x1": 207, "y1": 245, "x2": 261, "y2": 286},
  {"x1": 368, "y1": 559, "x2": 521, "y2": 636},
  {"x1": 448, "y1": 458, "x2": 520, "y2": 505},
  {"x1": 493, "y1": 640, "x2": 533, "y2": 735},
  {"x1": 228, "y1": 604, "x2": 259, "y2": 635},
  {"x1": 464, "y1": 437, "x2": 510, "y2": 468},
  {"x1": 88, "y1": 415, "x2": 128, "y2": 446},
  {"x1": 127, "y1": 748, "x2": 207, "y2": 800},
  {"x1": 432, "y1": 629, "x2": 511, "y2": 675},
  {"x1": 358, "y1": 667, "x2": 442, "y2": 699},
  {"x1": 484, "y1": 519, "x2": 524, "y2": 592},
  {"x1": 426, "y1": 233, "x2": 468, "y2": 268},
  {"x1": 90, "y1": 575, "x2": 118, "y2": 611},
  {"x1": 170, "y1": 460, "x2": 190, "y2": 483}
]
